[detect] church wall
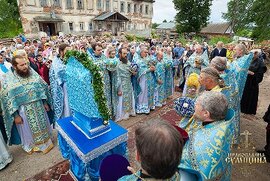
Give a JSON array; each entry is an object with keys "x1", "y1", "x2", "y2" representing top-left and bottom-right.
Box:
[{"x1": 18, "y1": 0, "x2": 154, "y2": 38}]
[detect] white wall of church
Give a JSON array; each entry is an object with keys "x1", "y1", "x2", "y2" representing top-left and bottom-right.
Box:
[{"x1": 17, "y1": 0, "x2": 154, "y2": 37}]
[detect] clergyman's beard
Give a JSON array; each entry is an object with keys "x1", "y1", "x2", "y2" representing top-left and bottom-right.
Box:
[
  {"x1": 120, "y1": 57, "x2": 128, "y2": 64},
  {"x1": 16, "y1": 67, "x2": 31, "y2": 78}
]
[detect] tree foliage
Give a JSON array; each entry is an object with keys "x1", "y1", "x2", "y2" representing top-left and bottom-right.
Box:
[
  {"x1": 173, "y1": 0, "x2": 212, "y2": 33},
  {"x1": 222, "y1": 0, "x2": 254, "y2": 34},
  {"x1": 209, "y1": 36, "x2": 233, "y2": 46},
  {"x1": 152, "y1": 23, "x2": 160, "y2": 29},
  {"x1": 249, "y1": 0, "x2": 270, "y2": 41},
  {"x1": 223, "y1": 0, "x2": 270, "y2": 41},
  {"x1": 0, "y1": 0, "x2": 22, "y2": 38}
]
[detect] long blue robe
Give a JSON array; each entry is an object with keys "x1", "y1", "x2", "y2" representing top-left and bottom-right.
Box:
[
  {"x1": 104, "y1": 57, "x2": 119, "y2": 118},
  {"x1": 221, "y1": 69, "x2": 240, "y2": 144},
  {"x1": 118, "y1": 168, "x2": 203, "y2": 181},
  {"x1": 163, "y1": 53, "x2": 174, "y2": 99},
  {"x1": 229, "y1": 53, "x2": 254, "y2": 99},
  {"x1": 0, "y1": 69, "x2": 51, "y2": 145},
  {"x1": 183, "y1": 51, "x2": 209, "y2": 96},
  {"x1": 180, "y1": 109, "x2": 235, "y2": 181},
  {"x1": 134, "y1": 55, "x2": 156, "y2": 114},
  {"x1": 154, "y1": 60, "x2": 166, "y2": 107},
  {"x1": 183, "y1": 51, "x2": 209, "y2": 77},
  {"x1": 49, "y1": 57, "x2": 70, "y2": 122}
]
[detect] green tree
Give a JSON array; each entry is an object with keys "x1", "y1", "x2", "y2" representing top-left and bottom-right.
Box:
[
  {"x1": 222, "y1": 0, "x2": 254, "y2": 34},
  {"x1": 163, "y1": 19, "x2": 167, "y2": 23},
  {"x1": 173, "y1": 0, "x2": 212, "y2": 33},
  {"x1": 152, "y1": 23, "x2": 160, "y2": 29},
  {"x1": 0, "y1": 0, "x2": 22, "y2": 38},
  {"x1": 249, "y1": 0, "x2": 270, "y2": 41},
  {"x1": 223, "y1": 0, "x2": 270, "y2": 41}
]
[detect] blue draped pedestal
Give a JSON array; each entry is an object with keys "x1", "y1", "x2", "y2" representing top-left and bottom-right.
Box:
[{"x1": 56, "y1": 117, "x2": 128, "y2": 181}]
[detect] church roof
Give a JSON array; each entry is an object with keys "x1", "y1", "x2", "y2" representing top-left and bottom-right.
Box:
[
  {"x1": 200, "y1": 22, "x2": 233, "y2": 35},
  {"x1": 34, "y1": 15, "x2": 65, "y2": 22},
  {"x1": 156, "y1": 22, "x2": 176, "y2": 30},
  {"x1": 93, "y1": 12, "x2": 129, "y2": 22}
]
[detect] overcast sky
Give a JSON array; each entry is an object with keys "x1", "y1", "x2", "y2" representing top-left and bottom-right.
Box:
[{"x1": 153, "y1": 0, "x2": 229, "y2": 23}]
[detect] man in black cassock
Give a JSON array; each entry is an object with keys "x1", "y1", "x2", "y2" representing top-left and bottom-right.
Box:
[
  {"x1": 257, "y1": 105, "x2": 270, "y2": 162},
  {"x1": 241, "y1": 51, "x2": 267, "y2": 115}
]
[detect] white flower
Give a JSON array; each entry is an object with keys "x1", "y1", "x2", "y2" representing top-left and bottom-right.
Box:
[{"x1": 183, "y1": 103, "x2": 189, "y2": 108}]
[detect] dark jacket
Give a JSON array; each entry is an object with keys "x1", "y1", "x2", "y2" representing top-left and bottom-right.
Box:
[
  {"x1": 211, "y1": 48, "x2": 227, "y2": 59},
  {"x1": 264, "y1": 105, "x2": 270, "y2": 123}
]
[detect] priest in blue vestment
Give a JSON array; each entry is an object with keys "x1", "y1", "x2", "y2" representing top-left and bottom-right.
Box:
[
  {"x1": 119, "y1": 119, "x2": 203, "y2": 181},
  {"x1": 210, "y1": 56, "x2": 241, "y2": 144},
  {"x1": 134, "y1": 47, "x2": 156, "y2": 114},
  {"x1": 229, "y1": 44, "x2": 253, "y2": 98},
  {"x1": 1, "y1": 55, "x2": 53, "y2": 154},
  {"x1": 183, "y1": 45, "x2": 209, "y2": 96},
  {"x1": 0, "y1": 53, "x2": 13, "y2": 168},
  {"x1": 104, "y1": 48, "x2": 119, "y2": 118},
  {"x1": 88, "y1": 43, "x2": 115, "y2": 116},
  {"x1": 163, "y1": 47, "x2": 174, "y2": 99},
  {"x1": 180, "y1": 91, "x2": 235, "y2": 181},
  {"x1": 154, "y1": 51, "x2": 166, "y2": 107},
  {"x1": 49, "y1": 44, "x2": 71, "y2": 122}
]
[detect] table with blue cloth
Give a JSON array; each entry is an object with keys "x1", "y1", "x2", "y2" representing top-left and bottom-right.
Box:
[{"x1": 56, "y1": 117, "x2": 128, "y2": 181}]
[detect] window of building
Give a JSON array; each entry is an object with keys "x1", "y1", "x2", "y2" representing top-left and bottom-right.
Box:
[
  {"x1": 134, "y1": 4, "x2": 137, "y2": 13},
  {"x1": 69, "y1": 22, "x2": 73, "y2": 31},
  {"x1": 145, "y1": 5, "x2": 149, "y2": 15},
  {"x1": 127, "y1": 3, "x2": 131, "y2": 13},
  {"x1": 80, "y1": 22, "x2": 84, "y2": 31},
  {"x1": 66, "y1": 0, "x2": 72, "y2": 8},
  {"x1": 105, "y1": 0, "x2": 110, "y2": 11},
  {"x1": 53, "y1": 0, "x2": 61, "y2": 7},
  {"x1": 77, "y1": 0, "x2": 83, "y2": 9},
  {"x1": 98, "y1": 23, "x2": 102, "y2": 30},
  {"x1": 140, "y1": 4, "x2": 143, "y2": 14},
  {"x1": 97, "y1": 0, "x2": 102, "y2": 9},
  {"x1": 107, "y1": 24, "x2": 112, "y2": 31},
  {"x1": 120, "y1": 23, "x2": 124, "y2": 31},
  {"x1": 89, "y1": 22, "x2": 93, "y2": 31},
  {"x1": 120, "y1": 2, "x2": 125, "y2": 13},
  {"x1": 40, "y1": 0, "x2": 47, "y2": 7}
]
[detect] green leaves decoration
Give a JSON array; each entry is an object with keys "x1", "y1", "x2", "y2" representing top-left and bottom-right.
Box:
[{"x1": 64, "y1": 50, "x2": 110, "y2": 125}]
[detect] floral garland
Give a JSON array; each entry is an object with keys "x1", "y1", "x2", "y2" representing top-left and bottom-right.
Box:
[{"x1": 64, "y1": 50, "x2": 110, "y2": 125}]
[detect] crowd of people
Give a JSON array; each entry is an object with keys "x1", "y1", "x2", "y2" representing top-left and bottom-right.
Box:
[{"x1": 0, "y1": 34, "x2": 269, "y2": 180}]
